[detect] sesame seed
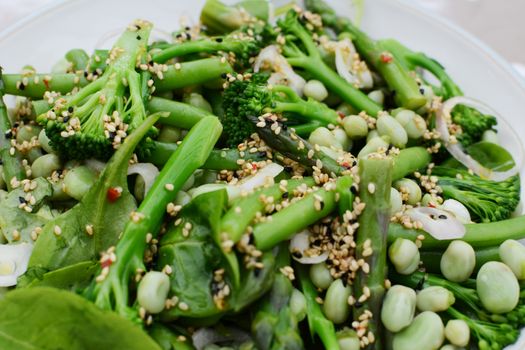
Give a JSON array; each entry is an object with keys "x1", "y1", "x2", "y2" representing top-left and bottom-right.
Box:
[
  {"x1": 367, "y1": 183, "x2": 376, "y2": 194},
  {"x1": 53, "y1": 225, "x2": 62, "y2": 236},
  {"x1": 85, "y1": 224, "x2": 94, "y2": 236},
  {"x1": 178, "y1": 302, "x2": 189, "y2": 311},
  {"x1": 165, "y1": 183, "x2": 174, "y2": 191}
]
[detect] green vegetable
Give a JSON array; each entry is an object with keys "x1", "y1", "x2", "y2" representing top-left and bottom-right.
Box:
[
  {"x1": 24, "y1": 113, "x2": 162, "y2": 284},
  {"x1": 63, "y1": 165, "x2": 98, "y2": 200},
  {"x1": 310, "y1": 263, "x2": 334, "y2": 290},
  {"x1": 445, "y1": 319, "x2": 470, "y2": 347},
  {"x1": 149, "y1": 325, "x2": 195, "y2": 350},
  {"x1": 476, "y1": 261, "x2": 520, "y2": 314},
  {"x1": 440, "y1": 240, "x2": 476, "y2": 282},
  {"x1": 65, "y1": 48, "x2": 90, "y2": 71},
  {"x1": 393, "y1": 178, "x2": 421, "y2": 205},
  {"x1": 392, "y1": 311, "x2": 445, "y2": 350},
  {"x1": 499, "y1": 239, "x2": 525, "y2": 279},
  {"x1": 304, "y1": 80, "x2": 329, "y2": 101},
  {"x1": 36, "y1": 21, "x2": 154, "y2": 160},
  {"x1": 200, "y1": 0, "x2": 270, "y2": 34},
  {"x1": 278, "y1": 10, "x2": 382, "y2": 116},
  {"x1": 388, "y1": 238, "x2": 420, "y2": 275},
  {"x1": 304, "y1": 0, "x2": 426, "y2": 111},
  {"x1": 30, "y1": 153, "x2": 61, "y2": 178},
  {"x1": 0, "y1": 287, "x2": 161, "y2": 350},
  {"x1": 90, "y1": 116, "x2": 222, "y2": 321},
  {"x1": 137, "y1": 271, "x2": 171, "y2": 314},
  {"x1": 432, "y1": 166, "x2": 520, "y2": 223},
  {"x1": 222, "y1": 73, "x2": 340, "y2": 147},
  {"x1": 380, "y1": 285, "x2": 416, "y2": 333},
  {"x1": 323, "y1": 279, "x2": 351, "y2": 324},
  {"x1": 376, "y1": 113, "x2": 408, "y2": 148},
  {"x1": 416, "y1": 286, "x2": 455, "y2": 312},
  {"x1": 342, "y1": 115, "x2": 368, "y2": 139},
  {"x1": 352, "y1": 157, "x2": 393, "y2": 347}
]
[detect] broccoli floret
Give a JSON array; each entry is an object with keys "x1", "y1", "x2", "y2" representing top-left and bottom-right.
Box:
[
  {"x1": 221, "y1": 73, "x2": 340, "y2": 147},
  {"x1": 432, "y1": 166, "x2": 520, "y2": 223},
  {"x1": 451, "y1": 105, "x2": 497, "y2": 147},
  {"x1": 36, "y1": 20, "x2": 153, "y2": 161},
  {"x1": 200, "y1": 0, "x2": 270, "y2": 35},
  {"x1": 152, "y1": 24, "x2": 275, "y2": 68}
]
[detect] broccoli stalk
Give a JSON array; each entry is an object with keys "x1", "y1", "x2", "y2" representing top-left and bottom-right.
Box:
[
  {"x1": 378, "y1": 39, "x2": 497, "y2": 147},
  {"x1": 152, "y1": 25, "x2": 273, "y2": 66},
  {"x1": 90, "y1": 116, "x2": 222, "y2": 321},
  {"x1": 432, "y1": 166, "x2": 520, "y2": 222},
  {"x1": 222, "y1": 73, "x2": 340, "y2": 147},
  {"x1": 36, "y1": 21, "x2": 153, "y2": 160},
  {"x1": 278, "y1": 10, "x2": 382, "y2": 116},
  {"x1": 391, "y1": 271, "x2": 522, "y2": 349},
  {"x1": 200, "y1": 0, "x2": 270, "y2": 34},
  {"x1": 304, "y1": 0, "x2": 427, "y2": 111}
]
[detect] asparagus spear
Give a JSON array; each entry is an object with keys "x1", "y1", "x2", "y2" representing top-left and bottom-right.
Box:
[{"x1": 353, "y1": 157, "x2": 393, "y2": 350}]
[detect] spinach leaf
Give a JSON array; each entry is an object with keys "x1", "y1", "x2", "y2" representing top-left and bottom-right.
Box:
[
  {"x1": 0, "y1": 177, "x2": 52, "y2": 243},
  {"x1": 25, "y1": 114, "x2": 162, "y2": 281},
  {"x1": 0, "y1": 287, "x2": 161, "y2": 350},
  {"x1": 19, "y1": 261, "x2": 98, "y2": 291},
  {"x1": 149, "y1": 325, "x2": 196, "y2": 350}
]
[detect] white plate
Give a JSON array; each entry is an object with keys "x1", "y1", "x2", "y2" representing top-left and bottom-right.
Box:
[{"x1": 1, "y1": 0, "x2": 524, "y2": 348}]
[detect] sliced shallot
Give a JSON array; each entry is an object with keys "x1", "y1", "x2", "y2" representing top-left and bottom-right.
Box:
[
  {"x1": 289, "y1": 230, "x2": 328, "y2": 264},
  {"x1": 334, "y1": 38, "x2": 373, "y2": 89},
  {"x1": 127, "y1": 163, "x2": 160, "y2": 196},
  {"x1": 405, "y1": 207, "x2": 466, "y2": 240}
]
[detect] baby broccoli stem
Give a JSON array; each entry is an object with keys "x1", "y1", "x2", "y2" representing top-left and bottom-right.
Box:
[
  {"x1": 2, "y1": 72, "x2": 88, "y2": 99},
  {"x1": 91, "y1": 116, "x2": 222, "y2": 320}
]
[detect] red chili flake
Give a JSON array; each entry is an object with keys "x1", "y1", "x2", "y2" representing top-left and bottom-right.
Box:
[
  {"x1": 43, "y1": 79, "x2": 50, "y2": 90},
  {"x1": 100, "y1": 259, "x2": 112, "y2": 269},
  {"x1": 107, "y1": 187, "x2": 122, "y2": 202},
  {"x1": 341, "y1": 161, "x2": 351, "y2": 168},
  {"x1": 428, "y1": 202, "x2": 436, "y2": 208},
  {"x1": 380, "y1": 52, "x2": 393, "y2": 64},
  {"x1": 251, "y1": 163, "x2": 258, "y2": 170},
  {"x1": 337, "y1": 111, "x2": 346, "y2": 119}
]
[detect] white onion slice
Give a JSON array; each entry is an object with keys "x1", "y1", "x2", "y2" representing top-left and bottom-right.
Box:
[
  {"x1": 289, "y1": 230, "x2": 328, "y2": 264},
  {"x1": 0, "y1": 243, "x2": 33, "y2": 287},
  {"x1": 405, "y1": 207, "x2": 466, "y2": 240},
  {"x1": 127, "y1": 163, "x2": 160, "y2": 196},
  {"x1": 85, "y1": 159, "x2": 106, "y2": 173},
  {"x1": 192, "y1": 327, "x2": 251, "y2": 350},
  {"x1": 237, "y1": 162, "x2": 283, "y2": 193},
  {"x1": 254, "y1": 45, "x2": 306, "y2": 95},
  {"x1": 334, "y1": 38, "x2": 373, "y2": 89},
  {"x1": 441, "y1": 199, "x2": 471, "y2": 224},
  {"x1": 436, "y1": 96, "x2": 521, "y2": 181}
]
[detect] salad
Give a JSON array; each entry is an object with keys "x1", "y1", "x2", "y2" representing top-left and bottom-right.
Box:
[{"x1": 0, "y1": 0, "x2": 524, "y2": 349}]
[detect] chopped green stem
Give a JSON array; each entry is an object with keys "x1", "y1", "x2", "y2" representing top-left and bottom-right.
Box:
[
  {"x1": 143, "y1": 141, "x2": 265, "y2": 170},
  {"x1": 0, "y1": 69, "x2": 25, "y2": 190},
  {"x1": 304, "y1": 0, "x2": 426, "y2": 110},
  {"x1": 65, "y1": 49, "x2": 90, "y2": 71},
  {"x1": 353, "y1": 157, "x2": 393, "y2": 350},
  {"x1": 387, "y1": 214, "x2": 525, "y2": 249},
  {"x1": 297, "y1": 265, "x2": 340, "y2": 350},
  {"x1": 221, "y1": 177, "x2": 316, "y2": 244},
  {"x1": 148, "y1": 96, "x2": 215, "y2": 129},
  {"x1": 153, "y1": 38, "x2": 249, "y2": 64},
  {"x1": 153, "y1": 58, "x2": 233, "y2": 93},
  {"x1": 291, "y1": 121, "x2": 322, "y2": 136},
  {"x1": 2, "y1": 73, "x2": 88, "y2": 98},
  {"x1": 92, "y1": 116, "x2": 222, "y2": 318},
  {"x1": 391, "y1": 147, "x2": 431, "y2": 181},
  {"x1": 335, "y1": 174, "x2": 354, "y2": 217},
  {"x1": 253, "y1": 181, "x2": 343, "y2": 251}
]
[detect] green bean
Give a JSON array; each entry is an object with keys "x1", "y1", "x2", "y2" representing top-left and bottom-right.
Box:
[
  {"x1": 137, "y1": 271, "x2": 170, "y2": 314},
  {"x1": 337, "y1": 329, "x2": 360, "y2": 350},
  {"x1": 391, "y1": 147, "x2": 431, "y2": 181},
  {"x1": 182, "y1": 92, "x2": 213, "y2": 113},
  {"x1": 498, "y1": 239, "x2": 525, "y2": 279},
  {"x1": 154, "y1": 58, "x2": 233, "y2": 93},
  {"x1": 381, "y1": 285, "x2": 416, "y2": 333},
  {"x1": 376, "y1": 113, "x2": 408, "y2": 148},
  {"x1": 342, "y1": 115, "x2": 368, "y2": 139},
  {"x1": 392, "y1": 311, "x2": 445, "y2": 350},
  {"x1": 63, "y1": 165, "x2": 97, "y2": 201},
  {"x1": 440, "y1": 241, "x2": 476, "y2": 282},
  {"x1": 444, "y1": 319, "x2": 470, "y2": 347},
  {"x1": 394, "y1": 178, "x2": 421, "y2": 205},
  {"x1": 393, "y1": 109, "x2": 427, "y2": 139},
  {"x1": 304, "y1": 80, "x2": 329, "y2": 102},
  {"x1": 220, "y1": 177, "x2": 315, "y2": 245},
  {"x1": 390, "y1": 187, "x2": 402, "y2": 215},
  {"x1": 2, "y1": 73, "x2": 88, "y2": 98},
  {"x1": 31, "y1": 154, "x2": 61, "y2": 179},
  {"x1": 323, "y1": 279, "x2": 351, "y2": 324},
  {"x1": 357, "y1": 136, "x2": 389, "y2": 158},
  {"x1": 476, "y1": 261, "x2": 520, "y2": 314},
  {"x1": 388, "y1": 238, "x2": 420, "y2": 275},
  {"x1": 309, "y1": 263, "x2": 334, "y2": 290},
  {"x1": 148, "y1": 96, "x2": 215, "y2": 130},
  {"x1": 416, "y1": 286, "x2": 455, "y2": 312},
  {"x1": 309, "y1": 126, "x2": 342, "y2": 149}
]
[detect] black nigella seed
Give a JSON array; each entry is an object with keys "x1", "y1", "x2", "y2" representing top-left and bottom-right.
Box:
[
  {"x1": 221, "y1": 73, "x2": 227, "y2": 79},
  {"x1": 68, "y1": 106, "x2": 74, "y2": 113},
  {"x1": 19, "y1": 83, "x2": 25, "y2": 91},
  {"x1": 438, "y1": 214, "x2": 448, "y2": 219},
  {"x1": 282, "y1": 191, "x2": 289, "y2": 199},
  {"x1": 284, "y1": 166, "x2": 293, "y2": 173},
  {"x1": 18, "y1": 197, "x2": 26, "y2": 204},
  {"x1": 136, "y1": 35, "x2": 142, "y2": 40},
  {"x1": 350, "y1": 185, "x2": 358, "y2": 195},
  {"x1": 419, "y1": 88, "x2": 425, "y2": 94},
  {"x1": 354, "y1": 301, "x2": 362, "y2": 308},
  {"x1": 415, "y1": 276, "x2": 426, "y2": 291},
  {"x1": 63, "y1": 117, "x2": 70, "y2": 123},
  {"x1": 292, "y1": 251, "x2": 302, "y2": 259},
  {"x1": 257, "y1": 151, "x2": 266, "y2": 158},
  {"x1": 84, "y1": 71, "x2": 88, "y2": 77},
  {"x1": 254, "y1": 268, "x2": 262, "y2": 277},
  {"x1": 215, "y1": 38, "x2": 223, "y2": 43},
  {"x1": 5, "y1": 130, "x2": 12, "y2": 139}
]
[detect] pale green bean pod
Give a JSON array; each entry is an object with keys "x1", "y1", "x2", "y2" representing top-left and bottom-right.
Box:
[
  {"x1": 388, "y1": 238, "x2": 420, "y2": 275},
  {"x1": 476, "y1": 261, "x2": 520, "y2": 314},
  {"x1": 323, "y1": 279, "x2": 351, "y2": 324},
  {"x1": 440, "y1": 241, "x2": 476, "y2": 282},
  {"x1": 498, "y1": 239, "x2": 525, "y2": 279},
  {"x1": 416, "y1": 286, "x2": 455, "y2": 312},
  {"x1": 444, "y1": 319, "x2": 470, "y2": 347},
  {"x1": 394, "y1": 178, "x2": 421, "y2": 205},
  {"x1": 303, "y1": 79, "x2": 329, "y2": 101},
  {"x1": 310, "y1": 263, "x2": 334, "y2": 290},
  {"x1": 393, "y1": 311, "x2": 445, "y2": 350},
  {"x1": 137, "y1": 271, "x2": 171, "y2": 314},
  {"x1": 376, "y1": 113, "x2": 407, "y2": 148},
  {"x1": 381, "y1": 285, "x2": 416, "y2": 333}
]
